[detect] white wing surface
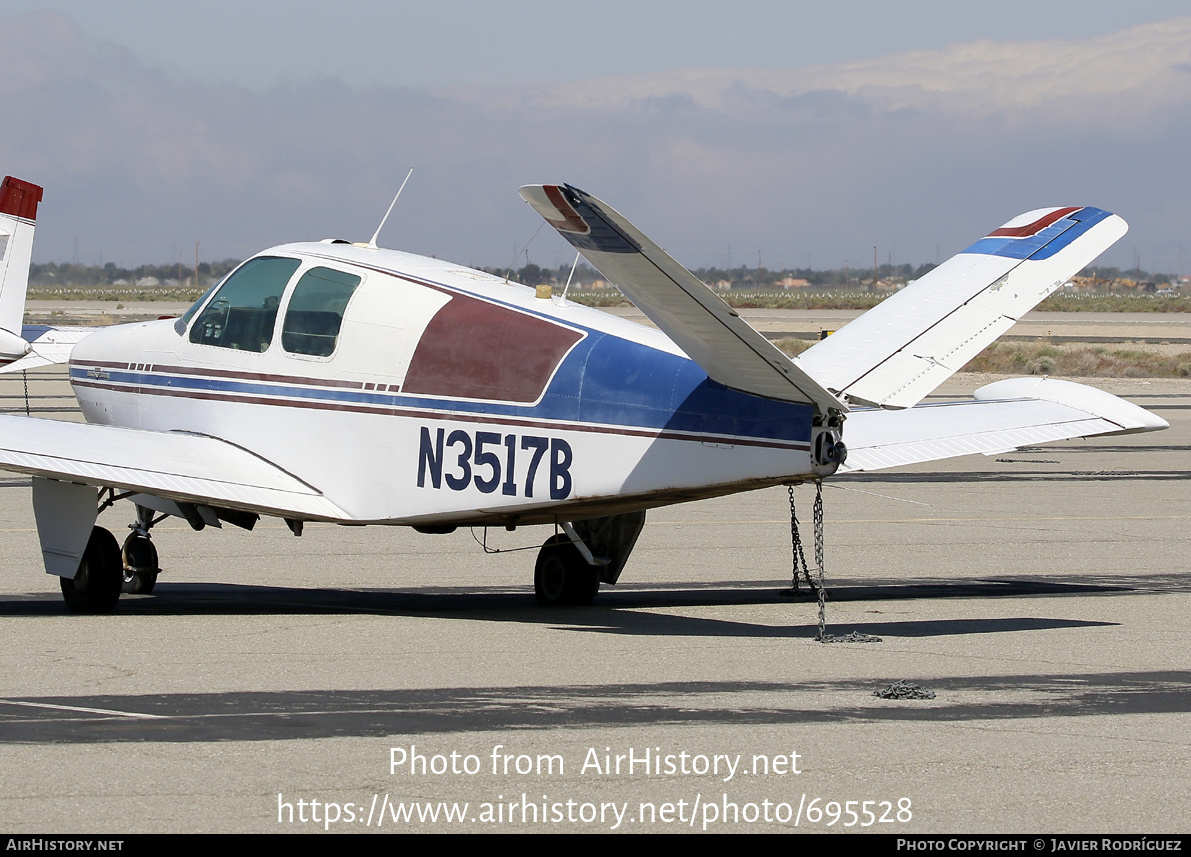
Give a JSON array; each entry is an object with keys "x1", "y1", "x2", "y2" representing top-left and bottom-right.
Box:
[
  {"x1": 798, "y1": 207, "x2": 1128, "y2": 409},
  {"x1": 520, "y1": 184, "x2": 844, "y2": 412},
  {"x1": 841, "y1": 378, "x2": 1167, "y2": 472},
  {"x1": 0, "y1": 325, "x2": 97, "y2": 373},
  {"x1": 0, "y1": 415, "x2": 348, "y2": 519}
]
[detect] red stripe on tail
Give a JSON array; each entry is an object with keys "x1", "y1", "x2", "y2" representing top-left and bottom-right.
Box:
[
  {"x1": 988, "y1": 206, "x2": 1079, "y2": 238},
  {"x1": 0, "y1": 177, "x2": 43, "y2": 221}
]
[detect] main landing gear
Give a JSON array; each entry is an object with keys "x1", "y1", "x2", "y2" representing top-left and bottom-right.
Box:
[
  {"x1": 59, "y1": 502, "x2": 163, "y2": 613},
  {"x1": 532, "y1": 511, "x2": 646, "y2": 606},
  {"x1": 59, "y1": 526, "x2": 123, "y2": 614},
  {"x1": 534, "y1": 535, "x2": 600, "y2": 605}
]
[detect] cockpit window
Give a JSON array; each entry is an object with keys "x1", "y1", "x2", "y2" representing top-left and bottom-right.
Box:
[
  {"x1": 180, "y1": 285, "x2": 216, "y2": 325},
  {"x1": 281, "y1": 266, "x2": 361, "y2": 357},
  {"x1": 188, "y1": 256, "x2": 300, "y2": 351}
]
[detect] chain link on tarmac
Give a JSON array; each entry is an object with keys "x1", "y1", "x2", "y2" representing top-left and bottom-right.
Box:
[{"x1": 874, "y1": 680, "x2": 937, "y2": 700}]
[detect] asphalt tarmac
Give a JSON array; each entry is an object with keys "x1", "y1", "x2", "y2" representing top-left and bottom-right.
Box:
[{"x1": 0, "y1": 364, "x2": 1188, "y2": 833}]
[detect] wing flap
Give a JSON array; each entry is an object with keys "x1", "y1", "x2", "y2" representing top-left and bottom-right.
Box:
[
  {"x1": 841, "y1": 377, "x2": 1166, "y2": 472},
  {"x1": 520, "y1": 184, "x2": 844, "y2": 411},
  {"x1": 0, "y1": 415, "x2": 348, "y2": 520}
]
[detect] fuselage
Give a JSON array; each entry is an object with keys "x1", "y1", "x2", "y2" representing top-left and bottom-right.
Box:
[{"x1": 68, "y1": 243, "x2": 817, "y2": 525}]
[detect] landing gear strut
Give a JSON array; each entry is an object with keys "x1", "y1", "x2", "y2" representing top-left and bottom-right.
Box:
[
  {"x1": 60, "y1": 526, "x2": 123, "y2": 614},
  {"x1": 532, "y1": 511, "x2": 646, "y2": 606},
  {"x1": 122, "y1": 504, "x2": 162, "y2": 594}
]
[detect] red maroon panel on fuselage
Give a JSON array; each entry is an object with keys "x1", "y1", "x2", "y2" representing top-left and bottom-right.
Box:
[{"x1": 402, "y1": 292, "x2": 583, "y2": 403}]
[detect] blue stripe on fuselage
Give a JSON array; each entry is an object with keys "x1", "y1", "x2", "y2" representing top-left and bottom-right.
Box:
[{"x1": 71, "y1": 330, "x2": 814, "y2": 444}]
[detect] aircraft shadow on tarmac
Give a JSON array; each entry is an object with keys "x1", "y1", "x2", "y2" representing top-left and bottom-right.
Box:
[
  {"x1": 3, "y1": 671, "x2": 1189, "y2": 744},
  {"x1": 1, "y1": 577, "x2": 1128, "y2": 642}
]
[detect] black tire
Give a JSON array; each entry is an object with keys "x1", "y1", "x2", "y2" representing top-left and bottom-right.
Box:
[
  {"x1": 534, "y1": 535, "x2": 600, "y2": 606},
  {"x1": 122, "y1": 570, "x2": 158, "y2": 595},
  {"x1": 60, "y1": 526, "x2": 123, "y2": 614},
  {"x1": 122, "y1": 533, "x2": 159, "y2": 594}
]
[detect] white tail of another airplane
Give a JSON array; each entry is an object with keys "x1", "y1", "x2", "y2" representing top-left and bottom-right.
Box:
[{"x1": 0, "y1": 176, "x2": 42, "y2": 360}]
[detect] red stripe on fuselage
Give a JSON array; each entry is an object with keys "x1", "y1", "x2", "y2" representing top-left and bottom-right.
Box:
[{"x1": 70, "y1": 378, "x2": 809, "y2": 452}]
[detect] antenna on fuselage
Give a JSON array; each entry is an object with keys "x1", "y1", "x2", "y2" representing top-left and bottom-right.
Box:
[
  {"x1": 555, "y1": 250, "x2": 581, "y2": 305},
  {"x1": 365, "y1": 168, "x2": 413, "y2": 250},
  {"x1": 503, "y1": 221, "x2": 547, "y2": 284}
]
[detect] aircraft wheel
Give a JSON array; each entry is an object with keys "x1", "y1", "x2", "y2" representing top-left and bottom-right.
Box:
[
  {"x1": 534, "y1": 535, "x2": 599, "y2": 606},
  {"x1": 122, "y1": 569, "x2": 158, "y2": 595},
  {"x1": 122, "y1": 533, "x2": 159, "y2": 595},
  {"x1": 60, "y1": 526, "x2": 123, "y2": 614}
]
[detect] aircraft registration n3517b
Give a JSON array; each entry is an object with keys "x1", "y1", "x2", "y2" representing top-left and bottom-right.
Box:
[{"x1": 0, "y1": 176, "x2": 1167, "y2": 611}]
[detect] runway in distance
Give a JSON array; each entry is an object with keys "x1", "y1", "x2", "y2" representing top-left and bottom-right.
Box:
[{"x1": 0, "y1": 176, "x2": 1168, "y2": 611}]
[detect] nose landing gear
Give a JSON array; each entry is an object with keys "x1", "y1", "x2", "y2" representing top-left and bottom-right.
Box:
[{"x1": 121, "y1": 504, "x2": 162, "y2": 595}]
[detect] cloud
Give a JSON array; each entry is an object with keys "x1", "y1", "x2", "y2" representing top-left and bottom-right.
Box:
[
  {"x1": 3, "y1": 11, "x2": 1189, "y2": 272},
  {"x1": 515, "y1": 16, "x2": 1191, "y2": 116}
]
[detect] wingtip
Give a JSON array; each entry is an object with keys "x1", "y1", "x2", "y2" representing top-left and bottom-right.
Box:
[
  {"x1": 974, "y1": 377, "x2": 1168, "y2": 433},
  {"x1": 520, "y1": 184, "x2": 593, "y2": 235}
]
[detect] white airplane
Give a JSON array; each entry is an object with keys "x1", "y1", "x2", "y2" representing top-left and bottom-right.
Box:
[{"x1": 0, "y1": 177, "x2": 1167, "y2": 612}]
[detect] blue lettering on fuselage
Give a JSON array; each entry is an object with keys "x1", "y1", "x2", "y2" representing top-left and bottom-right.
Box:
[{"x1": 417, "y1": 427, "x2": 573, "y2": 500}]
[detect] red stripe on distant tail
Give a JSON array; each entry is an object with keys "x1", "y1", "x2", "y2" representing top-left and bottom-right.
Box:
[
  {"x1": 988, "y1": 206, "x2": 1080, "y2": 238},
  {"x1": 0, "y1": 177, "x2": 43, "y2": 221}
]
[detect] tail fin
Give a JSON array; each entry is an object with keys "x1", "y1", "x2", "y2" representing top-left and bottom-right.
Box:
[
  {"x1": 0, "y1": 176, "x2": 42, "y2": 359},
  {"x1": 520, "y1": 184, "x2": 845, "y2": 412},
  {"x1": 796, "y1": 206, "x2": 1127, "y2": 409}
]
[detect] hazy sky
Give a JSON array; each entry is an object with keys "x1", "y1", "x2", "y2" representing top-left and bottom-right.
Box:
[
  {"x1": 3, "y1": 3, "x2": 1189, "y2": 273},
  {"x1": 7, "y1": 1, "x2": 1189, "y2": 89}
]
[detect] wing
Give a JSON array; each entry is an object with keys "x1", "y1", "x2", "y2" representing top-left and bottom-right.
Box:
[
  {"x1": 0, "y1": 325, "x2": 97, "y2": 372},
  {"x1": 841, "y1": 378, "x2": 1167, "y2": 472},
  {"x1": 519, "y1": 184, "x2": 845, "y2": 412},
  {"x1": 0, "y1": 415, "x2": 348, "y2": 519},
  {"x1": 797, "y1": 207, "x2": 1128, "y2": 409}
]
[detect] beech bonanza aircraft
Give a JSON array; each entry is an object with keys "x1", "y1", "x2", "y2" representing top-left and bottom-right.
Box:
[{"x1": 0, "y1": 176, "x2": 1167, "y2": 612}]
